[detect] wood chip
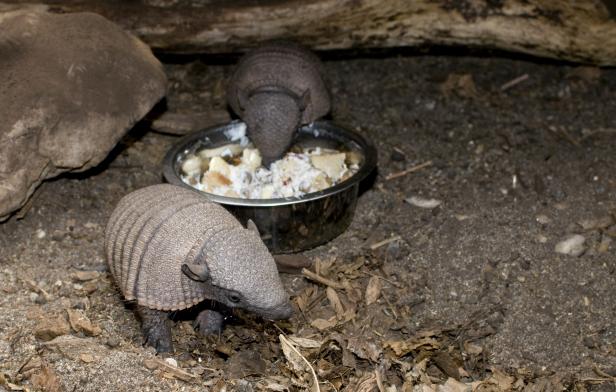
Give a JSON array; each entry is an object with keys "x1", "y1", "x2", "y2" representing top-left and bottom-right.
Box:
[
  {"x1": 369, "y1": 235, "x2": 401, "y2": 250},
  {"x1": 71, "y1": 271, "x2": 101, "y2": 282},
  {"x1": 365, "y1": 276, "x2": 382, "y2": 306},
  {"x1": 326, "y1": 287, "x2": 345, "y2": 319}
]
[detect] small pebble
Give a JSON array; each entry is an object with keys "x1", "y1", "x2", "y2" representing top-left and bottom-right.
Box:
[
  {"x1": 554, "y1": 234, "x2": 586, "y2": 256},
  {"x1": 536, "y1": 215, "x2": 550, "y2": 225},
  {"x1": 105, "y1": 337, "x2": 120, "y2": 348},
  {"x1": 405, "y1": 196, "x2": 442, "y2": 209},
  {"x1": 35, "y1": 229, "x2": 46, "y2": 239},
  {"x1": 164, "y1": 358, "x2": 178, "y2": 368}
]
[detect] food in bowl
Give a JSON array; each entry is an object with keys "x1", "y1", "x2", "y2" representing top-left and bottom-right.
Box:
[{"x1": 179, "y1": 124, "x2": 361, "y2": 199}]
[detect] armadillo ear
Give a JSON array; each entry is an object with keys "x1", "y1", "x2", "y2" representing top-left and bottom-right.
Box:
[
  {"x1": 182, "y1": 263, "x2": 210, "y2": 282},
  {"x1": 246, "y1": 219, "x2": 260, "y2": 236}
]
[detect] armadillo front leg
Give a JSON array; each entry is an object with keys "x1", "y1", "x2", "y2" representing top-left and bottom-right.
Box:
[
  {"x1": 137, "y1": 306, "x2": 173, "y2": 353},
  {"x1": 193, "y1": 309, "x2": 224, "y2": 336}
]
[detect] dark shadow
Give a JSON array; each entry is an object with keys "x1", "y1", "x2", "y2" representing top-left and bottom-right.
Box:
[
  {"x1": 154, "y1": 43, "x2": 607, "y2": 68},
  {"x1": 602, "y1": 0, "x2": 616, "y2": 18},
  {"x1": 359, "y1": 167, "x2": 378, "y2": 198}
]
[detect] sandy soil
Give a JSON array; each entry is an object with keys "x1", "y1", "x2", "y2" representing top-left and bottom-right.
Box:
[{"x1": 1, "y1": 52, "x2": 615, "y2": 391}]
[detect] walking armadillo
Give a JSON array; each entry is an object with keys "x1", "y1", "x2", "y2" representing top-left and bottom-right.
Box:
[
  {"x1": 104, "y1": 184, "x2": 292, "y2": 352},
  {"x1": 227, "y1": 42, "x2": 331, "y2": 165}
]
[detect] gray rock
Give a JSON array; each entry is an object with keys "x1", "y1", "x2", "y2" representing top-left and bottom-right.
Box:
[
  {"x1": 554, "y1": 234, "x2": 586, "y2": 257},
  {"x1": 0, "y1": 10, "x2": 166, "y2": 220}
]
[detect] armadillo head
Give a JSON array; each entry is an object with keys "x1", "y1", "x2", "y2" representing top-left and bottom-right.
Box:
[
  {"x1": 182, "y1": 222, "x2": 292, "y2": 320},
  {"x1": 243, "y1": 91, "x2": 302, "y2": 166}
]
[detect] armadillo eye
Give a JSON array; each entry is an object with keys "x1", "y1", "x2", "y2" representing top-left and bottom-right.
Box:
[{"x1": 228, "y1": 293, "x2": 241, "y2": 303}]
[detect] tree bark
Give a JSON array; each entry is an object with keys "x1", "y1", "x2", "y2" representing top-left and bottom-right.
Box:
[{"x1": 1, "y1": 0, "x2": 616, "y2": 65}]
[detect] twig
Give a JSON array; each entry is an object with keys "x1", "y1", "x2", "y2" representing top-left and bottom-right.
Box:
[
  {"x1": 21, "y1": 278, "x2": 51, "y2": 301},
  {"x1": 548, "y1": 125, "x2": 580, "y2": 146},
  {"x1": 384, "y1": 161, "x2": 432, "y2": 181},
  {"x1": 280, "y1": 334, "x2": 321, "y2": 392},
  {"x1": 500, "y1": 73, "x2": 529, "y2": 91},
  {"x1": 380, "y1": 291, "x2": 399, "y2": 319},
  {"x1": 580, "y1": 127, "x2": 616, "y2": 141},
  {"x1": 579, "y1": 378, "x2": 615, "y2": 384},
  {"x1": 369, "y1": 235, "x2": 401, "y2": 250},
  {"x1": 302, "y1": 268, "x2": 344, "y2": 290},
  {"x1": 361, "y1": 271, "x2": 401, "y2": 288},
  {"x1": 594, "y1": 365, "x2": 616, "y2": 381},
  {"x1": 143, "y1": 358, "x2": 199, "y2": 382},
  {"x1": 375, "y1": 368, "x2": 386, "y2": 392}
]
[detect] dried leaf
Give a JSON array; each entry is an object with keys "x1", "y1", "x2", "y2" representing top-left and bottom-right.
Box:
[
  {"x1": 438, "y1": 378, "x2": 470, "y2": 392},
  {"x1": 384, "y1": 336, "x2": 440, "y2": 357},
  {"x1": 311, "y1": 317, "x2": 338, "y2": 331},
  {"x1": 347, "y1": 337, "x2": 382, "y2": 362},
  {"x1": 463, "y1": 341, "x2": 483, "y2": 355},
  {"x1": 440, "y1": 73, "x2": 477, "y2": 98},
  {"x1": 142, "y1": 357, "x2": 198, "y2": 383},
  {"x1": 327, "y1": 287, "x2": 345, "y2": 319},
  {"x1": 43, "y1": 335, "x2": 108, "y2": 361},
  {"x1": 31, "y1": 365, "x2": 62, "y2": 392},
  {"x1": 34, "y1": 315, "x2": 70, "y2": 341},
  {"x1": 279, "y1": 334, "x2": 320, "y2": 392},
  {"x1": 287, "y1": 336, "x2": 323, "y2": 349},
  {"x1": 344, "y1": 371, "x2": 377, "y2": 392},
  {"x1": 365, "y1": 276, "x2": 382, "y2": 306},
  {"x1": 487, "y1": 368, "x2": 515, "y2": 391},
  {"x1": 66, "y1": 309, "x2": 101, "y2": 336}
]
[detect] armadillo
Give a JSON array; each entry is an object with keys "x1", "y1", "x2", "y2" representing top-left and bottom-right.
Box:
[
  {"x1": 104, "y1": 183, "x2": 292, "y2": 352},
  {"x1": 227, "y1": 42, "x2": 331, "y2": 165}
]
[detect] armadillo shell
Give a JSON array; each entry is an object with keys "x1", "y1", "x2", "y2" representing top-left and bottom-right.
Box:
[
  {"x1": 227, "y1": 42, "x2": 330, "y2": 124},
  {"x1": 104, "y1": 184, "x2": 237, "y2": 311}
]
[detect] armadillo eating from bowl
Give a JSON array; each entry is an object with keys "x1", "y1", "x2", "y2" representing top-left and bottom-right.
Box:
[
  {"x1": 104, "y1": 184, "x2": 293, "y2": 352},
  {"x1": 227, "y1": 42, "x2": 331, "y2": 165}
]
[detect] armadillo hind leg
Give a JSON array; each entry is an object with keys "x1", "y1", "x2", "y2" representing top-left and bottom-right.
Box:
[
  {"x1": 137, "y1": 306, "x2": 173, "y2": 353},
  {"x1": 193, "y1": 309, "x2": 224, "y2": 336}
]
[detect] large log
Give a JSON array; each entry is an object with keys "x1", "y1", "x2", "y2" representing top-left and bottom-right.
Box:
[{"x1": 1, "y1": 0, "x2": 616, "y2": 65}]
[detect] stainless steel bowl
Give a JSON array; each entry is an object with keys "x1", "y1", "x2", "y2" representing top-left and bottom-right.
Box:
[{"x1": 162, "y1": 120, "x2": 377, "y2": 253}]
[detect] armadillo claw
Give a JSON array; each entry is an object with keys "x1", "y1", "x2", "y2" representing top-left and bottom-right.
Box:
[{"x1": 138, "y1": 306, "x2": 173, "y2": 353}]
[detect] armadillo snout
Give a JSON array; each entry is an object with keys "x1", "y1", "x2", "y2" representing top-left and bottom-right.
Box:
[
  {"x1": 261, "y1": 301, "x2": 294, "y2": 320},
  {"x1": 244, "y1": 92, "x2": 300, "y2": 164}
]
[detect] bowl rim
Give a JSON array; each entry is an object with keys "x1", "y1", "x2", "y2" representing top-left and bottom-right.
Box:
[{"x1": 162, "y1": 120, "x2": 377, "y2": 207}]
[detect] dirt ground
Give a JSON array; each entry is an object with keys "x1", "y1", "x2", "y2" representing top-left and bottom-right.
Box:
[{"x1": 1, "y1": 50, "x2": 615, "y2": 391}]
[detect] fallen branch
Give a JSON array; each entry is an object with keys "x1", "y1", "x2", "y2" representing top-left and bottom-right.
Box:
[{"x1": 2, "y1": 1, "x2": 616, "y2": 65}]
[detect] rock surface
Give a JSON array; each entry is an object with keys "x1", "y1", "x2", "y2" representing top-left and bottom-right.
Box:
[{"x1": 0, "y1": 10, "x2": 166, "y2": 220}]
